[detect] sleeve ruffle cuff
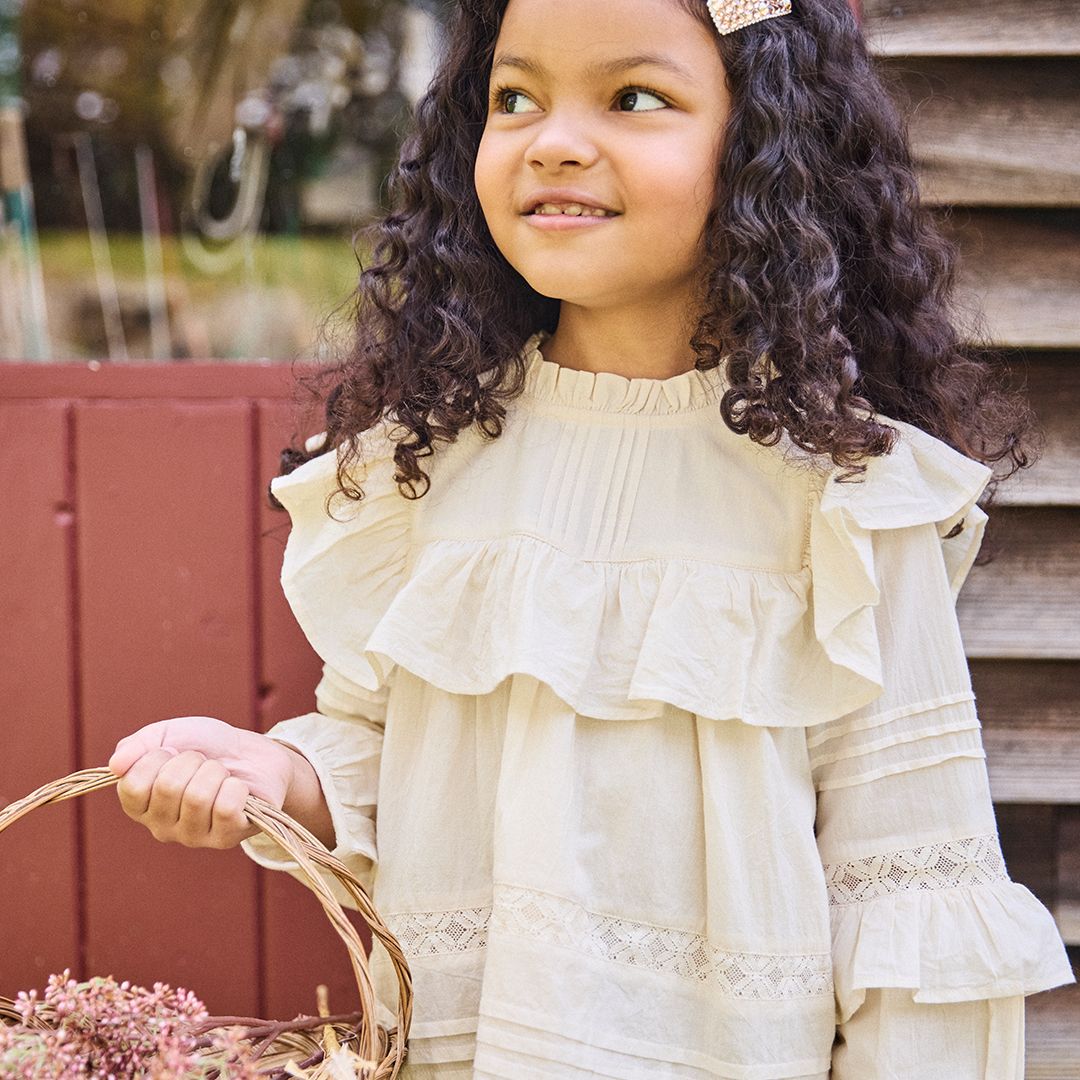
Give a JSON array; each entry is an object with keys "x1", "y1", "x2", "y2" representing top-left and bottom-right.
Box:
[{"x1": 826, "y1": 832, "x2": 1076, "y2": 1024}]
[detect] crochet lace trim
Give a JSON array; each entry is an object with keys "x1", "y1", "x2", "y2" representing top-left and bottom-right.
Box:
[
  {"x1": 383, "y1": 902, "x2": 490, "y2": 957},
  {"x1": 824, "y1": 832, "x2": 1009, "y2": 906},
  {"x1": 383, "y1": 883, "x2": 832, "y2": 999}
]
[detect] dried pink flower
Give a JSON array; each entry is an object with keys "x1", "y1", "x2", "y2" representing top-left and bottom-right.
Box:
[{"x1": 0, "y1": 971, "x2": 259, "y2": 1078}]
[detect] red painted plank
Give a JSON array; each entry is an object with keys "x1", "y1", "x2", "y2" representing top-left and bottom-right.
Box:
[
  {"x1": 0, "y1": 363, "x2": 315, "y2": 401},
  {"x1": 257, "y1": 399, "x2": 324, "y2": 731},
  {"x1": 0, "y1": 402, "x2": 80, "y2": 993},
  {"x1": 76, "y1": 400, "x2": 260, "y2": 1015},
  {"x1": 256, "y1": 400, "x2": 370, "y2": 1020}
]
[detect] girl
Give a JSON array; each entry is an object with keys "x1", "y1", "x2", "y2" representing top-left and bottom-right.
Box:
[{"x1": 109, "y1": 0, "x2": 1076, "y2": 1076}]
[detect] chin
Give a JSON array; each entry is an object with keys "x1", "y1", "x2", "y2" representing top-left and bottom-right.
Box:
[{"x1": 514, "y1": 266, "x2": 614, "y2": 302}]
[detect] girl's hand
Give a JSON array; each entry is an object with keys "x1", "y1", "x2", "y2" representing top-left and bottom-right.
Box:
[{"x1": 108, "y1": 717, "x2": 297, "y2": 849}]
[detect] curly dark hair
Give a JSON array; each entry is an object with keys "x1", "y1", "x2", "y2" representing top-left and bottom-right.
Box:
[{"x1": 276, "y1": 0, "x2": 1038, "y2": 543}]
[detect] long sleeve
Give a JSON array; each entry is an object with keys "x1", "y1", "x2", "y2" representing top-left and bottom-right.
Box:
[
  {"x1": 240, "y1": 662, "x2": 388, "y2": 908},
  {"x1": 240, "y1": 423, "x2": 412, "y2": 908},
  {"x1": 806, "y1": 518, "x2": 1075, "y2": 1079}
]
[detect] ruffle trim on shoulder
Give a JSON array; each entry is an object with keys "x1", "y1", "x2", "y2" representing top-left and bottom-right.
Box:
[
  {"x1": 825, "y1": 832, "x2": 1076, "y2": 1024},
  {"x1": 269, "y1": 422, "x2": 416, "y2": 693},
  {"x1": 808, "y1": 415, "x2": 993, "y2": 719}
]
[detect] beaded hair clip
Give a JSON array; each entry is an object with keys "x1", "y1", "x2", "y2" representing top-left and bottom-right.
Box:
[{"x1": 706, "y1": 0, "x2": 793, "y2": 34}]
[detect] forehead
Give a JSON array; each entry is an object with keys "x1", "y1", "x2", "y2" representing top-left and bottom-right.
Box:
[{"x1": 493, "y1": 0, "x2": 719, "y2": 80}]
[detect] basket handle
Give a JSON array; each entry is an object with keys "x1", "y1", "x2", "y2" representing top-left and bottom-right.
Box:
[{"x1": 0, "y1": 767, "x2": 413, "y2": 1075}]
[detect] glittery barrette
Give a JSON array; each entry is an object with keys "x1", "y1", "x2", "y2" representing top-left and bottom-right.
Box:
[{"x1": 706, "y1": 0, "x2": 793, "y2": 34}]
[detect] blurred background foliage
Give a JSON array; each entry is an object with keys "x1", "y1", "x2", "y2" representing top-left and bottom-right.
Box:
[{"x1": 0, "y1": 0, "x2": 448, "y2": 360}]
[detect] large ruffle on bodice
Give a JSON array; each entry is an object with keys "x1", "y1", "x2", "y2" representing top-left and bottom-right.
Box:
[{"x1": 269, "y1": 330, "x2": 994, "y2": 731}]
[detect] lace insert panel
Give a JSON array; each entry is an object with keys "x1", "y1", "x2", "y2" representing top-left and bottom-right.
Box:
[
  {"x1": 383, "y1": 883, "x2": 832, "y2": 1000},
  {"x1": 383, "y1": 904, "x2": 490, "y2": 956},
  {"x1": 824, "y1": 832, "x2": 1009, "y2": 907}
]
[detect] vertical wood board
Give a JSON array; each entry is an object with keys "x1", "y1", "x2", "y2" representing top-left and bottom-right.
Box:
[
  {"x1": 74, "y1": 399, "x2": 261, "y2": 1015},
  {"x1": 0, "y1": 401, "x2": 80, "y2": 991}
]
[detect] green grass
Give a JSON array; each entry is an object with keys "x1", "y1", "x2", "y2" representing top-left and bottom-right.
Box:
[
  {"x1": 26, "y1": 229, "x2": 374, "y2": 360},
  {"x1": 37, "y1": 228, "x2": 365, "y2": 312}
]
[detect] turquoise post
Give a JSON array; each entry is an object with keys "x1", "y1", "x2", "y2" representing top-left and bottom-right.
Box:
[{"x1": 0, "y1": 0, "x2": 51, "y2": 359}]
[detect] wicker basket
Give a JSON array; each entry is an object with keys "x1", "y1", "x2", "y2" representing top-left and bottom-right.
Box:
[{"x1": 0, "y1": 767, "x2": 413, "y2": 1078}]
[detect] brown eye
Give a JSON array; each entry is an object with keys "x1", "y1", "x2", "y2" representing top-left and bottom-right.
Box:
[
  {"x1": 616, "y1": 87, "x2": 669, "y2": 112},
  {"x1": 503, "y1": 90, "x2": 544, "y2": 115}
]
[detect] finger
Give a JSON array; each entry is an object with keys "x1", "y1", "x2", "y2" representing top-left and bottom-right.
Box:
[
  {"x1": 116, "y1": 748, "x2": 176, "y2": 819},
  {"x1": 174, "y1": 760, "x2": 230, "y2": 845},
  {"x1": 210, "y1": 776, "x2": 257, "y2": 847},
  {"x1": 109, "y1": 723, "x2": 170, "y2": 777},
  {"x1": 145, "y1": 750, "x2": 208, "y2": 829}
]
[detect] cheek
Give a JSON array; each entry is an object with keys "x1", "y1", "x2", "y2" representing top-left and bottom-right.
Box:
[
  {"x1": 635, "y1": 155, "x2": 716, "y2": 239},
  {"x1": 474, "y1": 133, "x2": 514, "y2": 204}
]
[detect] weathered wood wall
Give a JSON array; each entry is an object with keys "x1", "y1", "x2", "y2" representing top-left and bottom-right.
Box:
[{"x1": 861, "y1": 0, "x2": 1080, "y2": 1071}]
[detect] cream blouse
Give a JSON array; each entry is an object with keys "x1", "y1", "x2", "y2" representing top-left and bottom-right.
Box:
[{"x1": 242, "y1": 329, "x2": 1075, "y2": 1080}]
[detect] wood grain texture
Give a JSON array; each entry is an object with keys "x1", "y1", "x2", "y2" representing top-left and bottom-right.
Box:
[
  {"x1": 986, "y1": 352, "x2": 1080, "y2": 507},
  {"x1": 0, "y1": 402, "x2": 80, "y2": 990},
  {"x1": 997, "y1": 804, "x2": 1059, "y2": 903},
  {"x1": 255, "y1": 399, "x2": 367, "y2": 1021},
  {"x1": 974, "y1": 662, "x2": 1080, "y2": 733},
  {"x1": 1025, "y1": 965, "x2": 1080, "y2": 1080},
  {"x1": 958, "y1": 508, "x2": 1080, "y2": 658},
  {"x1": 975, "y1": 661, "x2": 1080, "y2": 804},
  {"x1": 877, "y1": 58, "x2": 1080, "y2": 207},
  {"x1": 984, "y1": 724, "x2": 1080, "y2": 805},
  {"x1": 862, "y1": 0, "x2": 1080, "y2": 56},
  {"x1": 936, "y1": 210, "x2": 1080, "y2": 349},
  {"x1": 75, "y1": 399, "x2": 260, "y2": 1015},
  {"x1": 1059, "y1": 810, "x2": 1080, "y2": 944}
]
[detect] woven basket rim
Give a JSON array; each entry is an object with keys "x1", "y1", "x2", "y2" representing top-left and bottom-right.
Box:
[{"x1": 0, "y1": 766, "x2": 413, "y2": 1078}]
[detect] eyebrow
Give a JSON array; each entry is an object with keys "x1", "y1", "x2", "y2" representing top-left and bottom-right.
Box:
[{"x1": 490, "y1": 51, "x2": 697, "y2": 85}]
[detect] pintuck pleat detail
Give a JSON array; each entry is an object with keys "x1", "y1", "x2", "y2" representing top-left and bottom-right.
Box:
[{"x1": 530, "y1": 415, "x2": 659, "y2": 560}]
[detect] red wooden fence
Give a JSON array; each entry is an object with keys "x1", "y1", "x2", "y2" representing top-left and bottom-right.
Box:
[{"x1": 0, "y1": 363, "x2": 368, "y2": 1021}]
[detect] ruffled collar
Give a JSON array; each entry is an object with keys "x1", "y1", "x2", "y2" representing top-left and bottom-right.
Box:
[{"x1": 519, "y1": 330, "x2": 727, "y2": 416}]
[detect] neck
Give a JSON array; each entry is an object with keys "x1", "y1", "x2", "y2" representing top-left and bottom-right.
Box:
[{"x1": 539, "y1": 300, "x2": 703, "y2": 380}]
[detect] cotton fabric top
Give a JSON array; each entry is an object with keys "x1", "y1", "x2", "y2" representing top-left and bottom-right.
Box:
[{"x1": 243, "y1": 329, "x2": 1075, "y2": 1079}]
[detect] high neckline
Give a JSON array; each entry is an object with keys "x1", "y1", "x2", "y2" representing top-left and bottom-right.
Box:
[{"x1": 518, "y1": 330, "x2": 727, "y2": 416}]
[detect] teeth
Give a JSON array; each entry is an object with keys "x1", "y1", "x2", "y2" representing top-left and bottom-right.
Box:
[{"x1": 533, "y1": 202, "x2": 615, "y2": 217}]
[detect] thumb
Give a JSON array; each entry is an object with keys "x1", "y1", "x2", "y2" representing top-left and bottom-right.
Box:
[{"x1": 108, "y1": 722, "x2": 174, "y2": 777}]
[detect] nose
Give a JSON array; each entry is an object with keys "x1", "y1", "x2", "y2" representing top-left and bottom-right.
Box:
[{"x1": 525, "y1": 110, "x2": 600, "y2": 170}]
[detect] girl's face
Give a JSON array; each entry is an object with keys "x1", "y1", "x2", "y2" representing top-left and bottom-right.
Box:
[{"x1": 475, "y1": 0, "x2": 730, "y2": 315}]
